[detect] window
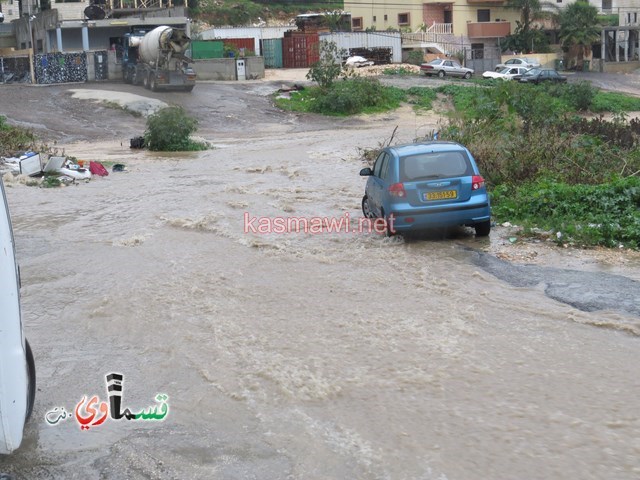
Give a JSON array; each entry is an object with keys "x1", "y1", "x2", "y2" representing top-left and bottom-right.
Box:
[
  {"x1": 477, "y1": 9, "x2": 490, "y2": 22},
  {"x1": 380, "y1": 156, "x2": 391, "y2": 180},
  {"x1": 352, "y1": 17, "x2": 363, "y2": 31},
  {"x1": 373, "y1": 16, "x2": 376, "y2": 22},
  {"x1": 400, "y1": 152, "x2": 472, "y2": 182},
  {"x1": 384, "y1": 14, "x2": 388, "y2": 21},
  {"x1": 373, "y1": 153, "x2": 388, "y2": 178},
  {"x1": 471, "y1": 43, "x2": 484, "y2": 59},
  {"x1": 398, "y1": 13, "x2": 410, "y2": 25}
]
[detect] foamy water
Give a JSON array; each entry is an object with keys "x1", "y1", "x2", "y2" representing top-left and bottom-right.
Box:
[{"x1": 1, "y1": 102, "x2": 639, "y2": 480}]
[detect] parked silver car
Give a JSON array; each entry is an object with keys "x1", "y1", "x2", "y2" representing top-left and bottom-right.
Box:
[{"x1": 420, "y1": 59, "x2": 474, "y2": 79}]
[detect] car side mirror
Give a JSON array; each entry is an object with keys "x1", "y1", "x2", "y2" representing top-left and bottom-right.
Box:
[{"x1": 359, "y1": 167, "x2": 373, "y2": 176}]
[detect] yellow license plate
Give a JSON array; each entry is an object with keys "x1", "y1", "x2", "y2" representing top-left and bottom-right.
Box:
[{"x1": 425, "y1": 190, "x2": 457, "y2": 200}]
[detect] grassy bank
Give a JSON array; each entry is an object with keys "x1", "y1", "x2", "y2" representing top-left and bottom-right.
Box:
[{"x1": 434, "y1": 81, "x2": 640, "y2": 248}]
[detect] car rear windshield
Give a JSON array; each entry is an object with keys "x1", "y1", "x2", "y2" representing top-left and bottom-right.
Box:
[{"x1": 400, "y1": 151, "x2": 473, "y2": 182}]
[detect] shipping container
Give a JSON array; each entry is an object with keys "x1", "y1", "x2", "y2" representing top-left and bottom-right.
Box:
[
  {"x1": 318, "y1": 32, "x2": 402, "y2": 64},
  {"x1": 262, "y1": 38, "x2": 283, "y2": 68},
  {"x1": 283, "y1": 32, "x2": 319, "y2": 68},
  {"x1": 223, "y1": 38, "x2": 255, "y2": 56},
  {"x1": 191, "y1": 40, "x2": 224, "y2": 59},
  {"x1": 199, "y1": 26, "x2": 293, "y2": 56}
]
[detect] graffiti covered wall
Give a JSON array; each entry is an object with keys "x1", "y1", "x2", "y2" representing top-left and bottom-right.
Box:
[{"x1": 35, "y1": 52, "x2": 87, "y2": 84}]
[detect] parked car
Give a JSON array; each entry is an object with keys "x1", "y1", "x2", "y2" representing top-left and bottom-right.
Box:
[
  {"x1": 359, "y1": 141, "x2": 491, "y2": 236},
  {"x1": 420, "y1": 59, "x2": 474, "y2": 79},
  {"x1": 516, "y1": 68, "x2": 567, "y2": 84},
  {"x1": 0, "y1": 180, "x2": 36, "y2": 454},
  {"x1": 482, "y1": 66, "x2": 530, "y2": 81},
  {"x1": 494, "y1": 57, "x2": 541, "y2": 71},
  {"x1": 345, "y1": 56, "x2": 374, "y2": 68}
]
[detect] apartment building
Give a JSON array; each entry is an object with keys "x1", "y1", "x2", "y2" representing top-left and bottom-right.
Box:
[{"x1": 347, "y1": 0, "x2": 521, "y2": 50}]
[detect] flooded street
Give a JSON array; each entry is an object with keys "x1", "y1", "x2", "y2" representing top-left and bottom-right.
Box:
[{"x1": 1, "y1": 79, "x2": 640, "y2": 479}]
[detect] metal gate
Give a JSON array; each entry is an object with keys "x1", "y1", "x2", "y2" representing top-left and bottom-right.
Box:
[{"x1": 464, "y1": 46, "x2": 501, "y2": 73}]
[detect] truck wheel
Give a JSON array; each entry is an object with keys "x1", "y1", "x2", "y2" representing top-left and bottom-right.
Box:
[
  {"x1": 143, "y1": 74, "x2": 151, "y2": 90},
  {"x1": 184, "y1": 85, "x2": 194, "y2": 92},
  {"x1": 150, "y1": 75, "x2": 158, "y2": 92}
]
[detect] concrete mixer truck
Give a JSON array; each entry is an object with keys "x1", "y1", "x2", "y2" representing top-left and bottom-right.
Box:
[{"x1": 122, "y1": 26, "x2": 196, "y2": 92}]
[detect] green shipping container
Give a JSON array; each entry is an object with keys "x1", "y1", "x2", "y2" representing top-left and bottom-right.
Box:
[
  {"x1": 191, "y1": 40, "x2": 224, "y2": 59},
  {"x1": 262, "y1": 38, "x2": 283, "y2": 68}
]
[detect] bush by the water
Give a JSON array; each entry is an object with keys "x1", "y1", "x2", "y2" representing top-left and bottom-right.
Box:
[
  {"x1": 0, "y1": 115, "x2": 37, "y2": 156},
  {"x1": 434, "y1": 80, "x2": 640, "y2": 248},
  {"x1": 310, "y1": 77, "x2": 405, "y2": 115},
  {"x1": 277, "y1": 78, "x2": 406, "y2": 116},
  {"x1": 144, "y1": 107, "x2": 208, "y2": 152}
]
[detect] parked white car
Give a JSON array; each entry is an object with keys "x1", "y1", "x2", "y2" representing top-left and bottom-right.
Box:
[
  {"x1": 345, "y1": 56, "x2": 374, "y2": 68},
  {"x1": 494, "y1": 57, "x2": 541, "y2": 71},
  {"x1": 482, "y1": 66, "x2": 530, "y2": 81}
]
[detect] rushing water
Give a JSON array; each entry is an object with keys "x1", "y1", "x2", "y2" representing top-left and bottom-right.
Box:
[{"x1": 1, "y1": 85, "x2": 639, "y2": 480}]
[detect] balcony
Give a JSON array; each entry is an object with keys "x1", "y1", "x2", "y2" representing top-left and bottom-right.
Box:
[{"x1": 467, "y1": 21, "x2": 511, "y2": 38}]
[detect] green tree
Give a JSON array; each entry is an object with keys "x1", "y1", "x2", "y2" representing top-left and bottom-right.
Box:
[
  {"x1": 503, "y1": 0, "x2": 556, "y2": 53},
  {"x1": 306, "y1": 41, "x2": 346, "y2": 90},
  {"x1": 559, "y1": 0, "x2": 601, "y2": 66}
]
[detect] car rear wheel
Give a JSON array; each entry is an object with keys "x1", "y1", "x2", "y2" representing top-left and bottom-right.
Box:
[
  {"x1": 438, "y1": 70, "x2": 445, "y2": 78},
  {"x1": 25, "y1": 339, "x2": 35, "y2": 421},
  {"x1": 475, "y1": 220, "x2": 491, "y2": 237},
  {"x1": 463, "y1": 72, "x2": 471, "y2": 79}
]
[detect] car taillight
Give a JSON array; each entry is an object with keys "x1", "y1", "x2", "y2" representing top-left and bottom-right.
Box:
[
  {"x1": 422, "y1": 65, "x2": 433, "y2": 69},
  {"x1": 471, "y1": 175, "x2": 485, "y2": 190},
  {"x1": 388, "y1": 183, "x2": 406, "y2": 198}
]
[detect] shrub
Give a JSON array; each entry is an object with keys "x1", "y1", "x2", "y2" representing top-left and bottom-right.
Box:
[
  {"x1": 309, "y1": 77, "x2": 405, "y2": 115},
  {"x1": 563, "y1": 81, "x2": 596, "y2": 111},
  {"x1": 0, "y1": 115, "x2": 37, "y2": 156},
  {"x1": 406, "y1": 50, "x2": 424, "y2": 65},
  {"x1": 306, "y1": 41, "x2": 346, "y2": 90},
  {"x1": 144, "y1": 107, "x2": 208, "y2": 152}
]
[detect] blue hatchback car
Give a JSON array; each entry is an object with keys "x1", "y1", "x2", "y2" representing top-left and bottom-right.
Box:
[{"x1": 359, "y1": 141, "x2": 491, "y2": 236}]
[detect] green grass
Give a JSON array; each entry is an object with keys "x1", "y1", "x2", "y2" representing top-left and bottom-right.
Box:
[
  {"x1": 591, "y1": 91, "x2": 640, "y2": 113},
  {"x1": 492, "y1": 177, "x2": 640, "y2": 248}
]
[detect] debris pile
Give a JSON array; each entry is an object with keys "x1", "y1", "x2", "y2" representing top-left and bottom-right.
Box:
[{"x1": 0, "y1": 152, "x2": 121, "y2": 188}]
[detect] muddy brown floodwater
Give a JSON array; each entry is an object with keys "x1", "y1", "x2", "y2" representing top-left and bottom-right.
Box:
[{"x1": 1, "y1": 75, "x2": 640, "y2": 480}]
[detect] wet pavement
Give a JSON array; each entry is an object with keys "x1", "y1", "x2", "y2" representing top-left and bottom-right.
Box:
[{"x1": 0, "y1": 77, "x2": 639, "y2": 479}]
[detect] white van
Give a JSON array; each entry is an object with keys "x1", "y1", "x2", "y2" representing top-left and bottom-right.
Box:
[{"x1": 0, "y1": 180, "x2": 35, "y2": 454}]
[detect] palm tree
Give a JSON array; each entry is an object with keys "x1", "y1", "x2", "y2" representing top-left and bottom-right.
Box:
[{"x1": 559, "y1": 0, "x2": 601, "y2": 66}]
